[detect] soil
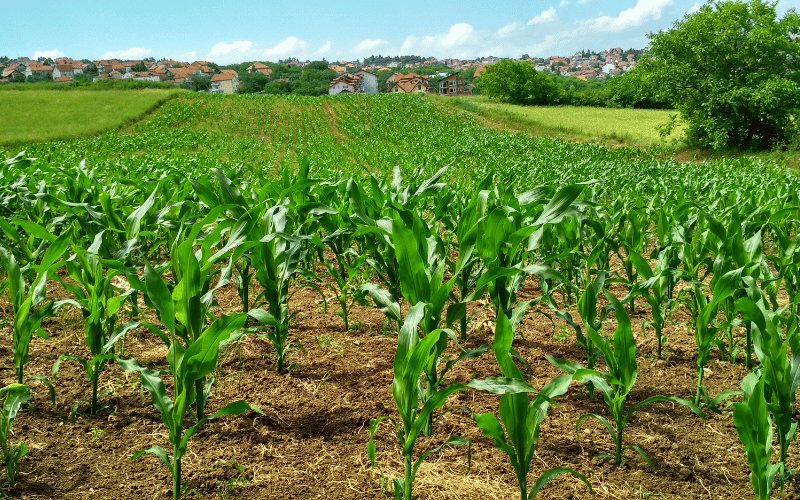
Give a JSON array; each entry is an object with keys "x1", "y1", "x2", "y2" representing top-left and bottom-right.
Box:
[{"x1": 1, "y1": 272, "x2": 798, "y2": 500}]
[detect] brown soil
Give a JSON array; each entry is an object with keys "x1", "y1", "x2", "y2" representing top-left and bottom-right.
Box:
[{"x1": 1, "y1": 275, "x2": 798, "y2": 500}]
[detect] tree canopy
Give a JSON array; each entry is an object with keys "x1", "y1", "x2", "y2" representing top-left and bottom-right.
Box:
[
  {"x1": 644, "y1": 0, "x2": 800, "y2": 149},
  {"x1": 477, "y1": 60, "x2": 560, "y2": 106}
]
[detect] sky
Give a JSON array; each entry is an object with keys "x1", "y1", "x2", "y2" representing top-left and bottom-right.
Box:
[{"x1": 5, "y1": 0, "x2": 800, "y2": 65}]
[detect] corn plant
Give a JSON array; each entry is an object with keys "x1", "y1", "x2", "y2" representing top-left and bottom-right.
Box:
[
  {"x1": 312, "y1": 179, "x2": 368, "y2": 331},
  {"x1": 448, "y1": 184, "x2": 490, "y2": 340},
  {"x1": 472, "y1": 313, "x2": 593, "y2": 500},
  {"x1": 248, "y1": 203, "x2": 318, "y2": 373},
  {"x1": 732, "y1": 373, "x2": 783, "y2": 500},
  {"x1": 0, "y1": 230, "x2": 71, "y2": 384},
  {"x1": 615, "y1": 207, "x2": 646, "y2": 313},
  {"x1": 128, "y1": 220, "x2": 250, "y2": 419},
  {"x1": 549, "y1": 293, "x2": 703, "y2": 466},
  {"x1": 367, "y1": 303, "x2": 540, "y2": 499},
  {"x1": 117, "y1": 311, "x2": 261, "y2": 500},
  {"x1": 0, "y1": 383, "x2": 31, "y2": 493},
  {"x1": 53, "y1": 232, "x2": 139, "y2": 416},
  {"x1": 627, "y1": 252, "x2": 680, "y2": 359},
  {"x1": 691, "y1": 266, "x2": 750, "y2": 406},
  {"x1": 362, "y1": 212, "x2": 486, "y2": 436},
  {"x1": 475, "y1": 182, "x2": 586, "y2": 325},
  {"x1": 736, "y1": 280, "x2": 800, "y2": 467}
]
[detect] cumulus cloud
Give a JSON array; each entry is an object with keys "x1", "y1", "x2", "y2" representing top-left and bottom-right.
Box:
[
  {"x1": 315, "y1": 41, "x2": 332, "y2": 56},
  {"x1": 266, "y1": 36, "x2": 309, "y2": 58},
  {"x1": 529, "y1": 6, "x2": 558, "y2": 25},
  {"x1": 581, "y1": 0, "x2": 673, "y2": 32},
  {"x1": 356, "y1": 38, "x2": 389, "y2": 51},
  {"x1": 34, "y1": 49, "x2": 65, "y2": 60},
  {"x1": 559, "y1": 0, "x2": 569, "y2": 7},
  {"x1": 99, "y1": 47, "x2": 152, "y2": 60},
  {"x1": 498, "y1": 22, "x2": 523, "y2": 37},
  {"x1": 205, "y1": 41, "x2": 257, "y2": 64},
  {"x1": 400, "y1": 23, "x2": 479, "y2": 59}
]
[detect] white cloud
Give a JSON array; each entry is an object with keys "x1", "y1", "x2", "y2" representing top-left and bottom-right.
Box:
[
  {"x1": 400, "y1": 23, "x2": 478, "y2": 59},
  {"x1": 529, "y1": 6, "x2": 558, "y2": 25},
  {"x1": 356, "y1": 39, "x2": 389, "y2": 51},
  {"x1": 34, "y1": 49, "x2": 65, "y2": 60},
  {"x1": 584, "y1": 0, "x2": 674, "y2": 32},
  {"x1": 99, "y1": 47, "x2": 152, "y2": 60},
  {"x1": 266, "y1": 36, "x2": 309, "y2": 58},
  {"x1": 443, "y1": 23, "x2": 475, "y2": 47},
  {"x1": 316, "y1": 41, "x2": 332, "y2": 56},
  {"x1": 687, "y1": 2, "x2": 703, "y2": 14},
  {"x1": 559, "y1": 0, "x2": 569, "y2": 7},
  {"x1": 205, "y1": 41, "x2": 256, "y2": 64},
  {"x1": 499, "y1": 22, "x2": 523, "y2": 36},
  {"x1": 182, "y1": 51, "x2": 197, "y2": 62}
]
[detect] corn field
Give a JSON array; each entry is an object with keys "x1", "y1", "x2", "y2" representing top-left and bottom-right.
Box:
[{"x1": 1, "y1": 93, "x2": 800, "y2": 499}]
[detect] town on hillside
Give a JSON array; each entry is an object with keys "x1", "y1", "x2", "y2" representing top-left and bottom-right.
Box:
[{"x1": 0, "y1": 48, "x2": 643, "y2": 96}]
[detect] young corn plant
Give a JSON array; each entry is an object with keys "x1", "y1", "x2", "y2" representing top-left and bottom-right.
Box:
[
  {"x1": 472, "y1": 313, "x2": 594, "y2": 500},
  {"x1": 117, "y1": 311, "x2": 261, "y2": 500},
  {"x1": 248, "y1": 203, "x2": 318, "y2": 373},
  {"x1": 736, "y1": 280, "x2": 800, "y2": 468},
  {"x1": 0, "y1": 383, "x2": 31, "y2": 493},
  {"x1": 53, "y1": 232, "x2": 139, "y2": 416},
  {"x1": 691, "y1": 266, "x2": 751, "y2": 406},
  {"x1": 367, "y1": 303, "x2": 540, "y2": 500},
  {"x1": 475, "y1": 182, "x2": 586, "y2": 327},
  {"x1": 362, "y1": 211, "x2": 486, "y2": 437},
  {"x1": 627, "y1": 252, "x2": 681, "y2": 359},
  {"x1": 0, "y1": 230, "x2": 71, "y2": 385},
  {"x1": 732, "y1": 373, "x2": 783, "y2": 500},
  {"x1": 129, "y1": 219, "x2": 250, "y2": 419},
  {"x1": 549, "y1": 293, "x2": 703, "y2": 466}
]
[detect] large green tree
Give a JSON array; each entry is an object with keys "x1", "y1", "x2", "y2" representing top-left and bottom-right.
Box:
[
  {"x1": 644, "y1": 0, "x2": 800, "y2": 149},
  {"x1": 477, "y1": 60, "x2": 560, "y2": 106}
]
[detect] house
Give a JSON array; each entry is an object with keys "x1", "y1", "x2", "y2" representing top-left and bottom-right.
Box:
[
  {"x1": 438, "y1": 73, "x2": 471, "y2": 96},
  {"x1": 2, "y1": 64, "x2": 25, "y2": 81},
  {"x1": 328, "y1": 73, "x2": 363, "y2": 95},
  {"x1": 24, "y1": 62, "x2": 53, "y2": 79},
  {"x1": 355, "y1": 70, "x2": 378, "y2": 94},
  {"x1": 53, "y1": 75, "x2": 73, "y2": 83},
  {"x1": 52, "y1": 64, "x2": 75, "y2": 80},
  {"x1": 387, "y1": 79, "x2": 431, "y2": 94},
  {"x1": 247, "y1": 62, "x2": 272, "y2": 76},
  {"x1": 210, "y1": 70, "x2": 239, "y2": 94}
]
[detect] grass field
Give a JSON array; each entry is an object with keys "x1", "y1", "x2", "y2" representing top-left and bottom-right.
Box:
[
  {"x1": 0, "y1": 89, "x2": 181, "y2": 147},
  {"x1": 435, "y1": 95, "x2": 684, "y2": 146}
]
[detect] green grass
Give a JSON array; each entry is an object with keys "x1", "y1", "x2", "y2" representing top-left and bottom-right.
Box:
[
  {"x1": 435, "y1": 95, "x2": 685, "y2": 147},
  {"x1": 0, "y1": 89, "x2": 181, "y2": 147}
]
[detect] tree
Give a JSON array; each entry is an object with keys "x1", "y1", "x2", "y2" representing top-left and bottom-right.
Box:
[
  {"x1": 183, "y1": 74, "x2": 211, "y2": 92},
  {"x1": 477, "y1": 60, "x2": 561, "y2": 105},
  {"x1": 131, "y1": 62, "x2": 147, "y2": 72},
  {"x1": 644, "y1": 0, "x2": 800, "y2": 149}
]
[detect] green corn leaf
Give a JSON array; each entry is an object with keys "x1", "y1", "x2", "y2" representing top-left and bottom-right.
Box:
[
  {"x1": 143, "y1": 262, "x2": 175, "y2": 334},
  {"x1": 531, "y1": 183, "x2": 587, "y2": 227},
  {"x1": 115, "y1": 357, "x2": 174, "y2": 431},
  {"x1": 0, "y1": 383, "x2": 32, "y2": 422},
  {"x1": 131, "y1": 445, "x2": 173, "y2": 474},
  {"x1": 529, "y1": 467, "x2": 594, "y2": 499}
]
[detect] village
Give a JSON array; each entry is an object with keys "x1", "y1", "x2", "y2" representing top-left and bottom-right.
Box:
[{"x1": 0, "y1": 47, "x2": 641, "y2": 96}]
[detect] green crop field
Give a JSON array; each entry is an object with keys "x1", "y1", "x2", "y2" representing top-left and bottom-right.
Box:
[
  {"x1": 0, "y1": 89, "x2": 180, "y2": 146},
  {"x1": 436, "y1": 95, "x2": 685, "y2": 146},
  {"x1": 1, "y1": 92, "x2": 799, "y2": 499}
]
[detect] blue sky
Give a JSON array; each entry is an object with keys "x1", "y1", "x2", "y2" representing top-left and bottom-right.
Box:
[{"x1": 6, "y1": 1, "x2": 800, "y2": 64}]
